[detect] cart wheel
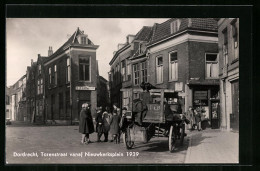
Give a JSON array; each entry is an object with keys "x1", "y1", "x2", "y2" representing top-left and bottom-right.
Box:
[
  {"x1": 123, "y1": 129, "x2": 134, "y2": 149},
  {"x1": 169, "y1": 125, "x2": 176, "y2": 152},
  {"x1": 180, "y1": 124, "x2": 185, "y2": 145}
]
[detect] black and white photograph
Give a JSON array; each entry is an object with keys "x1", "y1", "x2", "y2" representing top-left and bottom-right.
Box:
[{"x1": 5, "y1": 17, "x2": 239, "y2": 164}]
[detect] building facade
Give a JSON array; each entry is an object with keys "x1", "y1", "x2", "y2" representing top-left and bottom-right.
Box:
[
  {"x1": 43, "y1": 28, "x2": 99, "y2": 124},
  {"x1": 218, "y1": 18, "x2": 239, "y2": 131},
  {"x1": 6, "y1": 86, "x2": 12, "y2": 120},
  {"x1": 109, "y1": 18, "x2": 220, "y2": 129},
  {"x1": 9, "y1": 75, "x2": 27, "y2": 121}
]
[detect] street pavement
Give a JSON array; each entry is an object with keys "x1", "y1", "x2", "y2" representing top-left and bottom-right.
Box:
[
  {"x1": 5, "y1": 124, "x2": 189, "y2": 164},
  {"x1": 184, "y1": 129, "x2": 239, "y2": 163}
]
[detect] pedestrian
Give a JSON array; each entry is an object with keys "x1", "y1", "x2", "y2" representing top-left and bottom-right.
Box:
[
  {"x1": 95, "y1": 107, "x2": 104, "y2": 142},
  {"x1": 119, "y1": 107, "x2": 128, "y2": 132},
  {"x1": 194, "y1": 107, "x2": 202, "y2": 131},
  {"x1": 187, "y1": 106, "x2": 195, "y2": 130},
  {"x1": 102, "y1": 107, "x2": 111, "y2": 142},
  {"x1": 79, "y1": 103, "x2": 94, "y2": 144},
  {"x1": 110, "y1": 109, "x2": 121, "y2": 144}
]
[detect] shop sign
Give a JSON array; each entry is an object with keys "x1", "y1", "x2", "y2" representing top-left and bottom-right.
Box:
[
  {"x1": 75, "y1": 86, "x2": 95, "y2": 91},
  {"x1": 175, "y1": 82, "x2": 183, "y2": 91},
  {"x1": 194, "y1": 91, "x2": 208, "y2": 100}
]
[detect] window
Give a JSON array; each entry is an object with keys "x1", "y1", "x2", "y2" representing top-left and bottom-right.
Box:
[
  {"x1": 127, "y1": 61, "x2": 131, "y2": 81},
  {"x1": 122, "y1": 91, "x2": 130, "y2": 108},
  {"x1": 169, "y1": 51, "x2": 178, "y2": 81},
  {"x1": 54, "y1": 65, "x2": 57, "y2": 86},
  {"x1": 81, "y1": 37, "x2": 87, "y2": 44},
  {"x1": 6, "y1": 95, "x2": 10, "y2": 105},
  {"x1": 206, "y1": 54, "x2": 219, "y2": 78},
  {"x1": 156, "y1": 56, "x2": 163, "y2": 83},
  {"x1": 48, "y1": 67, "x2": 52, "y2": 85},
  {"x1": 66, "y1": 58, "x2": 70, "y2": 83},
  {"x1": 231, "y1": 20, "x2": 239, "y2": 60},
  {"x1": 223, "y1": 29, "x2": 228, "y2": 66},
  {"x1": 170, "y1": 19, "x2": 181, "y2": 34},
  {"x1": 141, "y1": 61, "x2": 147, "y2": 83},
  {"x1": 40, "y1": 78, "x2": 43, "y2": 94},
  {"x1": 133, "y1": 63, "x2": 140, "y2": 85},
  {"x1": 79, "y1": 56, "x2": 90, "y2": 81},
  {"x1": 38, "y1": 65, "x2": 41, "y2": 75},
  {"x1": 37, "y1": 79, "x2": 40, "y2": 94},
  {"x1": 59, "y1": 92, "x2": 64, "y2": 114},
  {"x1": 121, "y1": 60, "x2": 126, "y2": 81}
]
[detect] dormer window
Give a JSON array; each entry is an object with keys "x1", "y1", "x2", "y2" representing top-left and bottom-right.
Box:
[
  {"x1": 170, "y1": 19, "x2": 181, "y2": 34},
  {"x1": 139, "y1": 43, "x2": 146, "y2": 54},
  {"x1": 78, "y1": 35, "x2": 88, "y2": 45}
]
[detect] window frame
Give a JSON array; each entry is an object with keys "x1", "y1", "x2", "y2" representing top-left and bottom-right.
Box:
[
  {"x1": 205, "y1": 53, "x2": 219, "y2": 79},
  {"x1": 121, "y1": 60, "x2": 126, "y2": 82},
  {"x1": 48, "y1": 67, "x2": 52, "y2": 85},
  {"x1": 54, "y1": 65, "x2": 57, "y2": 86},
  {"x1": 156, "y1": 56, "x2": 164, "y2": 84},
  {"x1": 168, "y1": 51, "x2": 178, "y2": 81},
  {"x1": 170, "y1": 19, "x2": 181, "y2": 34},
  {"x1": 133, "y1": 63, "x2": 140, "y2": 85},
  {"x1": 66, "y1": 58, "x2": 71, "y2": 83},
  {"x1": 79, "y1": 56, "x2": 91, "y2": 82},
  {"x1": 140, "y1": 61, "x2": 147, "y2": 83}
]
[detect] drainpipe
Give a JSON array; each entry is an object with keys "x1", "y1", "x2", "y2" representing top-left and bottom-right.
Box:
[{"x1": 69, "y1": 46, "x2": 73, "y2": 125}]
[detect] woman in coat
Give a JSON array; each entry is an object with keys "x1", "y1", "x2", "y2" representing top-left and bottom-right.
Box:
[
  {"x1": 102, "y1": 107, "x2": 111, "y2": 142},
  {"x1": 95, "y1": 107, "x2": 104, "y2": 142},
  {"x1": 79, "y1": 103, "x2": 94, "y2": 144},
  {"x1": 194, "y1": 108, "x2": 202, "y2": 131},
  {"x1": 110, "y1": 110, "x2": 121, "y2": 144}
]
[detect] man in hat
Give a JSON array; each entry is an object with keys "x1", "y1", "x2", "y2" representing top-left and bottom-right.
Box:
[{"x1": 95, "y1": 106, "x2": 104, "y2": 142}]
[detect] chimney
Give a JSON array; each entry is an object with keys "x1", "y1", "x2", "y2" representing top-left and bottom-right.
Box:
[
  {"x1": 31, "y1": 59, "x2": 33, "y2": 66},
  {"x1": 118, "y1": 43, "x2": 125, "y2": 50},
  {"x1": 127, "y1": 35, "x2": 135, "y2": 43},
  {"x1": 48, "y1": 46, "x2": 53, "y2": 56}
]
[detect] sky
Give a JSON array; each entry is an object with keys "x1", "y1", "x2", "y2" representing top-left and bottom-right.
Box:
[{"x1": 6, "y1": 18, "x2": 169, "y2": 87}]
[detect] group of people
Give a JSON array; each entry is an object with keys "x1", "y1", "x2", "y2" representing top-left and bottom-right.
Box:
[
  {"x1": 79, "y1": 103, "x2": 128, "y2": 145},
  {"x1": 186, "y1": 106, "x2": 205, "y2": 131}
]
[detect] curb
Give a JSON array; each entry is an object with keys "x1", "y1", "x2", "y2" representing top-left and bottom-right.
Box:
[{"x1": 184, "y1": 132, "x2": 193, "y2": 163}]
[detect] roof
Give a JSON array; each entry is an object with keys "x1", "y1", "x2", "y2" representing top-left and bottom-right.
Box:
[
  {"x1": 134, "y1": 26, "x2": 153, "y2": 42},
  {"x1": 149, "y1": 18, "x2": 218, "y2": 45},
  {"x1": 44, "y1": 27, "x2": 95, "y2": 63}
]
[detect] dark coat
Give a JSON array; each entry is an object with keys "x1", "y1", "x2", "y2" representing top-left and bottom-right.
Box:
[
  {"x1": 95, "y1": 111, "x2": 104, "y2": 133},
  {"x1": 79, "y1": 108, "x2": 94, "y2": 134},
  {"x1": 110, "y1": 114, "x2": 121, "y2": 135},
  {"x1": 102, "y1": 112, "x2": 111, "y2": 133}
]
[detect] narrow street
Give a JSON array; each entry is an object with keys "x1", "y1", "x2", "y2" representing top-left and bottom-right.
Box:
[{"x1": 6, "y1": 125, "x2": 189, "y2": 164}]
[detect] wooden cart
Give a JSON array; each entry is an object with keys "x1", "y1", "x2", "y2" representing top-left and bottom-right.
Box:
[{"x1": 121, "y1": 89, "x2": 187, "y2": 152}]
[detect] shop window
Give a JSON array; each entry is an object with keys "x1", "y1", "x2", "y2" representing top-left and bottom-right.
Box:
[
  {"x1": 170, "y1": 19, "x2": 181, "y2": 34},
  {"x1": 66, "y1": 58, "x2": 71, "y2": 83},
  {"x1": 156, "y1": 56, "x2": 163, "y2": 83},
  {"x1": 133, "y1": 63, "x2": 140, "y2": 85},
  {"x1": 79, "y1": 56, "x2": 90, "y2": 81},
  {"x1": 169, "y1": 51, "x2": 178, "y2": 81},
  {"x1": 141, "y1": 61, "x2": 147, "y2": 83},
  {"x1": 205, "y1": 54, "x2": 219, "y2": 78}
]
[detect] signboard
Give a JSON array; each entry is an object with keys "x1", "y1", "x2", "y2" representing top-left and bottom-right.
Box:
[
  {"x1": 175, "y1": 82, "x2": 183, "y2": 91},
  {"x1": 75, "y1": 86, "x2": 95, "y2": 91},
  {"x1": 194, "y1": 91, "x2": 208, "y2": 100}
]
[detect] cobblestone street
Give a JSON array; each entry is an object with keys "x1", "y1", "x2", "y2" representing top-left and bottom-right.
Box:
[{"x1": 6, "y1": 124, "x2": 189, "y2": 164}]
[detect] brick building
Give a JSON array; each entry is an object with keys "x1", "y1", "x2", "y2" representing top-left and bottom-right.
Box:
[
  {"x1": 218, "y1": 18, "x2": 239, "y2": 131},
  {"x1": 43, "y1": 27, "x2": 99, "y2": 124},
  {"x1": 9, "y1": 75, "x2": 27, "y2": 121},
  {"x1": 109, "y1": 18, "x2": 220, "y2": 128}
]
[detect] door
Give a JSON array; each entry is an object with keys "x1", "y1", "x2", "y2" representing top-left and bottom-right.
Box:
[
  {"x1": 211, "y1": 101, "x2": 220, "y2": 129},
  {"x1": 231, "y1": 80, "x2": 239, "y2": 131}
]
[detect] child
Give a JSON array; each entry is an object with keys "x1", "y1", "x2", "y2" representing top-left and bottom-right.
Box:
[{"x1": 110, "y1": 110, "x2": 121, "y2": 144}]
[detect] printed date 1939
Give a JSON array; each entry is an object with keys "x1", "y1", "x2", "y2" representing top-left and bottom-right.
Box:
[{"x1": 126, "y1": 152, "x2": 139, "y2": 157}]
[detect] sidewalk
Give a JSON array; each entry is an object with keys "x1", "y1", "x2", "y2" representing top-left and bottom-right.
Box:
[{"x1": 184, "y1": 129, "x2": 239, "y2": 163}]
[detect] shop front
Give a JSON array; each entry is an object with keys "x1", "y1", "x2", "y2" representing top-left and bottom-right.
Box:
[{"x1": 192, "y1": 85, "x2": 220, "y2": 129}]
